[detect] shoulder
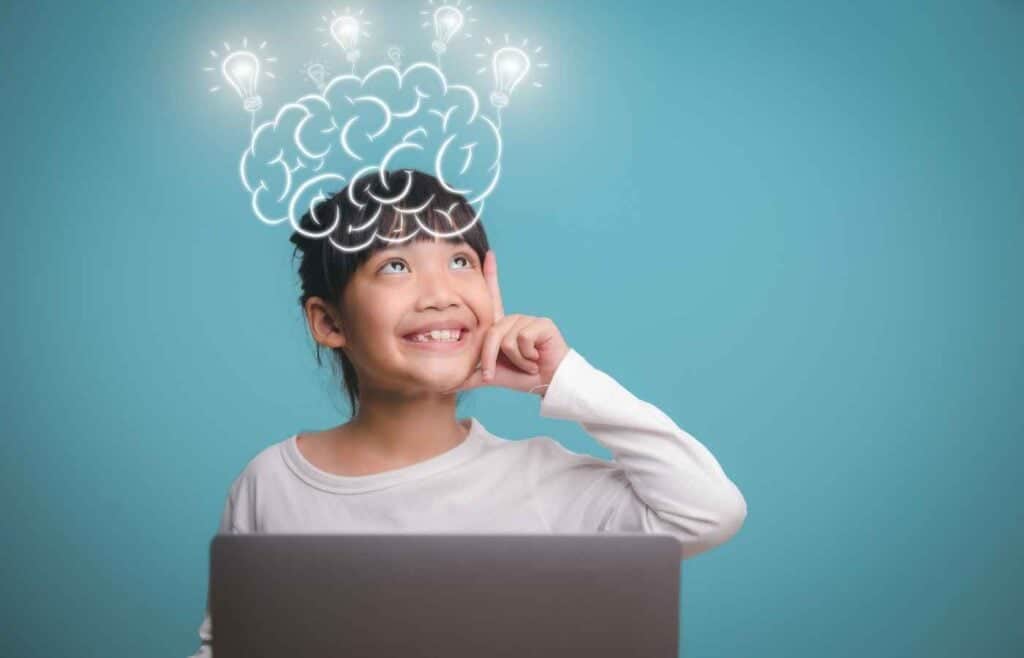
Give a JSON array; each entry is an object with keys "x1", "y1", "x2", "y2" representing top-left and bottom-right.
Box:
[
  {"x1": 219, "y1": 435, "x2": 294, "y2": 533},
  {"x1": 489, "y1": 434, "x2": 627, "y2": 516},
  {"x1": 227, "y1": 435, "x2": 294, "y2": 498},
  {"x1": 486, "y1": 430, "x2": 617, "y2": 480}
]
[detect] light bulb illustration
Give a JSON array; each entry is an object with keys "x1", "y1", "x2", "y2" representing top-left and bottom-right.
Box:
[
  {"x1": 222, "y1": 50, "x2": 262, "y2": 112},
  {"x1": 318, "y1": 8, "x2": 372, "y2": 73},
  {"x1": 431, "y1": 6, "x2": 464, "y2": 55},
  {"x1": 302, "y1": 60, "x2": 328, "y2": 92},
  {"x1": 476, "y1": 34, "x2": 549, "y2": 127},
  {"x1": 204, "y1": 38, "x2": 276, "y2": 133},
  {"x1": 331, "y1": 16, "x2": 360, "y2": 58},
  {"x1": 489, "y1": 47, "x2": 529, "y2": 110},
  {"x1": 420, "y1": 0, "x2": 474, "y2": 65}
]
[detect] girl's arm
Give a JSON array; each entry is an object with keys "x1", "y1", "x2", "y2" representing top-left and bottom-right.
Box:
[{"x1": 530, "y1": 348, "x2": 747, "y2": 560}]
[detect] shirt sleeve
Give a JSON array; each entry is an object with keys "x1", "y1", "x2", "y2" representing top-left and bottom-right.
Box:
[{"x1": 534, "y1": 347, "x2": 747, "y2": 560}]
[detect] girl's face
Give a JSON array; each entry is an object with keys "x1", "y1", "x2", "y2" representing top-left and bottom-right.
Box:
[{"x1": 337, "y1": 238, "x2": 493, "y2": 395}]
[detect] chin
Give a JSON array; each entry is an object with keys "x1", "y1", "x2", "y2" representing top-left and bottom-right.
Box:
[{"x1": 411, "y1": 362, "x2": 473, "y2": 388}]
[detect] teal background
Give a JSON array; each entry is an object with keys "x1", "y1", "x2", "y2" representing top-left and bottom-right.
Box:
[{"x1": 2, "y1": 0, "x2": 1021, "y2": 656}]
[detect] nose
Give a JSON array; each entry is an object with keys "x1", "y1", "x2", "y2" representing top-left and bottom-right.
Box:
[{"x1": 415, "y1": 262, "x2": 462, "y2": 311}]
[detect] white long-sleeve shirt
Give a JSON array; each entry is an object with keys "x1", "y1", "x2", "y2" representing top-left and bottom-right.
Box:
[{"x1": 188, "y1": 347, "x2": 747, "y2": 657}]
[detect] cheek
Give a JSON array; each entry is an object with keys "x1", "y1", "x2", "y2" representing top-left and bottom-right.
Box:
[
  {"x1": 347, "y1": 297, "x2": 402, "y2": 351},
  {"x1": 472, "y1": 301, "x2": 494, "y2": 336}
]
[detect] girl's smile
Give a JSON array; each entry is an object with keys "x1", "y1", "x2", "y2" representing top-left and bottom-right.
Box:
[{"x1": 400, "y1": 328, "x2": 472, "y2": 352}]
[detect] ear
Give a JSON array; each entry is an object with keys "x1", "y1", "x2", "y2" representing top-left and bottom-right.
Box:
[{"x1": 305, "y1": 297, "x2": 347, "y2": 349}]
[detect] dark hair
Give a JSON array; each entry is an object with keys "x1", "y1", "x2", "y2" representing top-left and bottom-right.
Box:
[{"x1": 288, "y1": 169, "x2": 491, "y2": 417}]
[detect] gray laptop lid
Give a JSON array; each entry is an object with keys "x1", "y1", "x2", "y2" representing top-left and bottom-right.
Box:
[{"x1": 211, "y1": 533, "x2": 682, "y2": 658}]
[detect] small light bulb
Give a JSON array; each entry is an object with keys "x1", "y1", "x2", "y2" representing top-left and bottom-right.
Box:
[
  {"x1": 221, "y1": 50, "x2": 262, "y2": 112},
  {"x1": 330, "y1": 16, "x2": 361, "y2": 64},
  {"x1": 489, "y1": 46, "x2": 530, "y2": 110},
  {"x1": 432, "y1": 6, "x2": 464, "y2": 55}
]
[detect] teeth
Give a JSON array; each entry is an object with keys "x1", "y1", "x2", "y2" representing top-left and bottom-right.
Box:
[{"x1": 409, "y1": 329, "x2": 461, "y2": 343}]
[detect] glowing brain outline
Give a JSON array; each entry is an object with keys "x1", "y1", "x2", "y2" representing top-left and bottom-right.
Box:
[{"x1": 239, "y1": 62, "x2": 502, "y2": 252}]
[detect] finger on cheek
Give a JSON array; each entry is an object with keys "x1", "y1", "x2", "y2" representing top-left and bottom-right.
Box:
[{"x1": 483, "y1": 336, "x2": 498, "y2": 379}]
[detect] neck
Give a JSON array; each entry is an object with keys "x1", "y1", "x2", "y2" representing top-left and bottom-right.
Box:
[{"x1": 345, "y1": 386, "x2": 468, "y2": 463}]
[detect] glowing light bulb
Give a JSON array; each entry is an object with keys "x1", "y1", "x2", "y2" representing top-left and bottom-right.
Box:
[
  {"x1": 221, "y1": 50, "x2": 262, "y2": 112},
  {"x1": 330, "y1": 16, "x2": 361, "y2": 64},
  {"x1": 431, "y1": 6, "x2": 464, "y2": 55},
  {"x1": 489, "y1": 46, "x2": 530, "y2": 109}
]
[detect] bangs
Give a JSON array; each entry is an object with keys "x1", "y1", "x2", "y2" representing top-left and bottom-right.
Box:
[{"x1": 307, "y1": 169, "x2": 490, "y2": 282}]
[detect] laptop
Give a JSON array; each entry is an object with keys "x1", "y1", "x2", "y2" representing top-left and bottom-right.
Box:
[{"x1": 210, "y1": 533, "x2": 682, "y2": 657}]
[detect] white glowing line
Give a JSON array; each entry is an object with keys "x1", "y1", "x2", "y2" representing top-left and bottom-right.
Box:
[
  {"x1": 287, "y1": 158, "x2": 307, "y2": 182},
  {"x1": 328, "y1": 231, "x2": 377, "y2": 253},
  {"x1": 347, "y1": 166, "x2": 379, "y2": 208},
  {"x1": 429, "y1": 105, "x2": 457, "y2": 132},
  {"x1": 307, "y1": 193, "x2": 339, "y2": 231},
  {"x1": 482, "y1": 112, "x2": 503, "y2": 170},
  {"x1": 351, "y1": 95, "x2": 391, "y2": 139},
  {"x1": 366, "y1": 169, "x2": 413, "y2": 204},
  {"x1": 358, "y1": 62, "x2": 448, "y2": 117},
  {"x1": 468, "y1": 163, "x2": 498, "y2": 206},
  {"x1": 322, "y1": 71, "x2": 362, "y2": 98},
  {"x1": 378, "y1": 141, "x2": 423, "y2": 178},
  {"x1": 448, "y1": 84, "x2": 480, "y2": 119},
  {"x1": 348, "y1": 202, "x2": 383, "y2": 231},
  {"x1": 435, "y1": 134, "x2": 471, "y2": 195},
  {"x1": 393, "y1": 193, "x2": 436, "y2": 214},
  {"x1": 402, "y1": 62, "x2": 450, "y2": 92},
  {"x1": 340, "y1": 116, "x2": 362, "y2": 160},
  {"x1": 433, "y1": 207, "x2": 455, "y2": 227},
  {"x1": 377, "y1": 166, "x2": 393, "y2": 191},
  {"x1": 269, "y1": 151, "x2": 293, "y2": 203},
  {"x1": 403, "y1": 126, "x2": 428, "y2": 141},
  {"x1": 251, "y1": 184, "x2": 287, "y2": 225},
  {"x1": 414, "y1": 198, "x2": 485, "y2": 238},
  {"x1": 294, "y1": 123, "x2": 328, "y2": 160},
  {"x1": 293, "y1": 101, "x2": 329, "y2": 160},
  {"x1": 393, "y1": 95, "x2": 422, "y2": 118},
  {"x1": 239, "y1": 148, "x2": 255, "y2": 192},
  {"x1": 288, "y1": 173, "x2": 346, "y2": 238},
  {"x1": 459, "y1": 142, "x2": 475, "y2": 176}
]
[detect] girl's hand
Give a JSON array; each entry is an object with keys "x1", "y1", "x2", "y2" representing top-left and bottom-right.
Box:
[{"x1": 445, "y1": 250, "x2": 569, "y2": 396}]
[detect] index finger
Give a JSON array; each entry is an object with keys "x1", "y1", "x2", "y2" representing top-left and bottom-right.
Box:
[{"x1": 484, "y1": 249, "x2": 504, "y2": 321}]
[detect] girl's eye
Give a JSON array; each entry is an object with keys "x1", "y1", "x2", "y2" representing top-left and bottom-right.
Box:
[{"x1": 379, "y1": 254, "x2": 474, "y2": 274}]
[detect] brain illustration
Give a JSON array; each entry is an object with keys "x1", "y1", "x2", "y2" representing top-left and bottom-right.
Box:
[{"x1": 240, "y1": 62, "x2": 502, "y2": 250}]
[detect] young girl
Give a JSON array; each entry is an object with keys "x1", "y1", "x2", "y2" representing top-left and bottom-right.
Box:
[{"x1": 189, "y1": 169, "x2": 747, "y2": 658}]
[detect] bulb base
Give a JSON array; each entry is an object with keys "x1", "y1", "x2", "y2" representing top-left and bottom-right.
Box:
[
  {"x1": 490, "y1": 91, "x2": 509, "y2": 109},
  {"x1": 243, "y1": 96, "x2": 262, "y2": 113},
  {"x1": 432, "y1": 40, "x2": 448, "y2": 55},
  {"x1": 345, "y1": 50, "x2": 361, "y2": 64}
]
